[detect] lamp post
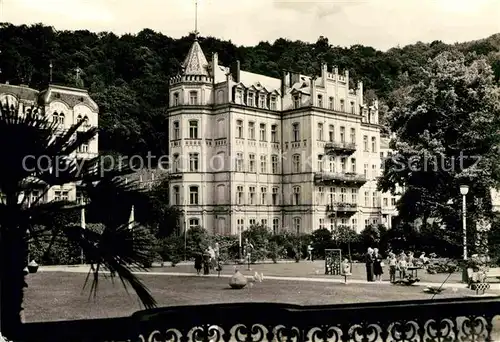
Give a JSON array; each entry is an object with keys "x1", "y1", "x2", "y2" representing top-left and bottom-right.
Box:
[{"x1": 460, "y1": 184, "x2": 469, "y2": 283}]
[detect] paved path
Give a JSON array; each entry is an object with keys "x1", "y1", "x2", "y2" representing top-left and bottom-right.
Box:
[{"x1": 38, "y1": 265, "x2": 497, "y2": 291}]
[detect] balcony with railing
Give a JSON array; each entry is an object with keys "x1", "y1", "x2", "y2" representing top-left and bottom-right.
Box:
[
  {"x1": 314, "y1": 172, "x2": 367, "y2": 186},
  {"x1": 16, "y1": 298, "x2": 500, "y2": 341},
  {"x1": 327, "y1": 202, "x2": 358, "y2": 216},
  {"x1": 324, "y1": 141, "x2": 356, "y2": 156}
]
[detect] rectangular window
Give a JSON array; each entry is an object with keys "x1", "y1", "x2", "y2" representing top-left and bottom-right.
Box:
[
  {"x1": 329, "y1": 97, "x2": 334, "y2": 110},
  {"x1": 272, "y1": 218, "x2": 279, "y2": 234},
  {"x1": 270, "y1": 97, "x2": 277, "y2": 110},
  {"x1": 260, "y1": 187, "x2": 267, "y2": 205},
  {"x1": 272, "y1": 187, "x2": 279, "y2": 205},
  {"x1": 317, "y1": 123, "x2": 324, "y2": 141},
  {"x1": 249, "y1": 186, "x2": 256, "y2": 205},
  {"x1": 293, "y1": 186, "x2": 301, "y2": 205},
  {"x1": 237, "y1": 186, "x2": 244, "y2": 205},
  {"x1": 172, "y1": 186, "x2": 180, "y2": 205},
  {"x1": 340, "y1": 126, "x2": 345, "y2": 143},
  {"x1": 271, "y1": 155, "x2": 279, "y2": 174},
  {"x1": 259, "y1": 123, "x2": 266, "y2": 141},
  {"x1": 363, "y1": 135, "x2": 368, "y2": 151},
  {"x1": 249, "y1": 154, "x2": 256, "y2": 172},
  {"x1": 351, "y1": 158, "x2": 356, "y2": 173},
  {"x1": 260, "y1": 155, "x2": 267, "y2": 173},
  {"x1": 329, "y1": 125, "x2": 334, "y2": 142},
  {"x1": 173, "y1": 121, "x2": 180, "y2": 140},
  {"x1": 236, "y1": 153, "x2": 244, "y2": 171},
  {"x1": 236, "y1": 120, "x2": 243, "y2": 138},
  {"x1": 292, "y1": 123, "x2": 300, "y2": 142},
  {"x1": 189, "y1": 153, "x2": 199, "y2": 172},
  {"x1": 189, "y1": 186, "x2": 199, "y2": 205},
  {"x1": 371, "y1": 137, "x2": 377, "y2": 152},
  {"x1": 350, "y1": 128, "x2": 355, "y2": 144},
  {"x1": 248, "y1": 122, "x2": 255, "y2": 139},
  {"x1": 189, "y1": 218, "x2": 200, "y2": 229},
  {"x1": 189, "y1": 91, "x2": 198, "y2": 105},
  {"x1": 351, "y1": 188, "x2": 358, "y2": 203},
  {"x1": 271, "y1": 125, "x2": 278, "y2": 142},
  {"x1": 247, "y1": 93, "x2": 254, "y2": 106},
  {"x1": 292, "y1": 154, "x2": 301, "y2": 173},
  {"x1": 189, "y1": 121, "x2": 198, "y2": 139},
  {"x1": 259, "y1": 95, "x2": 266, "y2": 108}
]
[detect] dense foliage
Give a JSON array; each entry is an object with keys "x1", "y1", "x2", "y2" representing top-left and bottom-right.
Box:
[
  {"x1": 378, "y1": 50, "x2": 500, "y2": 251},
  {"x1": 1, "y1": 24, "x2": 500, "y2": 157}
]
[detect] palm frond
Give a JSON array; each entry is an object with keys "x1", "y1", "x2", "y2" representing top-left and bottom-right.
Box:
[{"x1": 64, "y1": 223, "x2": 157, "y2": 309}]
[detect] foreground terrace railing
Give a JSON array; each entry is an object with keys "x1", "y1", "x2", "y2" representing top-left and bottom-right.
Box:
[{"x1": 16, "y1": 297, "x2": 500, "y2": 341}]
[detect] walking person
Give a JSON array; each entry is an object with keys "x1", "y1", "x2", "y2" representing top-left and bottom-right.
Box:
[
  {"x1": 365, "y1": 247, "x2": 374, "y2": 282},
  {"x1": 373, "y1": 248, "x2": 384, "y2": 281},
  {"x1": 203, "y1": 250, "x2": 210, "y2": 275},
  {"x1": 194, "y1": 253, "x2": 202, "y2": 275}
]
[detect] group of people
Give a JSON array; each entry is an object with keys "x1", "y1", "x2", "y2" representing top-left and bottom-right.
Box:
[
  {"x1": 194, "y1": 245, "x2": 221, "y2": 275},
  {"x1": 365, "y1": 248, "x2": 430, "y2": 283}
]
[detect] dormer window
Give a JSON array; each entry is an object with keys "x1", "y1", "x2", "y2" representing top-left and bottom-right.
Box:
[
  {"x1": 293, "y1": 95, "x2": 300, "y2": 109},
  {"x1": 317, "y1": 94, "x2": 323, "y2": 108},
  {"x1": 235, "y1": 89, "x2": 243, "y2": 104},
  {"x1": 270, "y1": 96, "x2": 277, "y2": 110},
  {"x1": 189, "y1": 91, "x2": 198, "y2": 105},
  {"x1": 259, "y1": 95, "x2": 266, "y2": 108},
  {"x1": 247, "y1": 92, "x2": 254, "y2": 107},
  {"x1": 173, "y1": 92, "x2": 180, "y2": 106}
]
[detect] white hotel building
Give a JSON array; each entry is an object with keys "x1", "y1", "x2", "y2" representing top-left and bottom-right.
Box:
[
  {"x1": 168, "y1": 37, "x2": 399, "y2": 235},
  {"x1": 0, "y1": 82, "x2": 99, "y2": 204}
]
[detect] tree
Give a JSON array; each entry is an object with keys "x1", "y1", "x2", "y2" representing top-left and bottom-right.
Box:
[
  {"x1": 0, "y1": 104, "x2": 157, "y2": 338},
  {"x1": 333, "y1": 225, "x2": 358, "y2": 262},
  {"x1": 310, "y1": 228, "x2": 334, "y2": 259},
  {"x1": 378, "y1": 51, "x2": 500, "y2": 250}
]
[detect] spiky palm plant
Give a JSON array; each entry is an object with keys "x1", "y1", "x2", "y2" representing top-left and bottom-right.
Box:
[{"x1": 0, "y1": 103, "x2": 157, "y2": 338}]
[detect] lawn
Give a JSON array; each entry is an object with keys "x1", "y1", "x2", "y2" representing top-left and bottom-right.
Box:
[
  {"x1": 24, "y1": 271, "x2": 473, "y2": 322},
  {"x1": 156, "y1": 260, "x2": 465, "y2": 284}
]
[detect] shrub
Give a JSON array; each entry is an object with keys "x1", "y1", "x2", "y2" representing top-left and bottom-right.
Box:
[
  {"x1": 426, "y1": 258, "x2": 459, "y2": 274},
  {"x1": 158, "y1": 235, "x2": 184, "y2": 266}
]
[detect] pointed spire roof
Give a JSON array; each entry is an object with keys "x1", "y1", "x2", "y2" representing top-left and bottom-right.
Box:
[{"x1": 181, "y1": 39, "x2": 209, "y2": 76}]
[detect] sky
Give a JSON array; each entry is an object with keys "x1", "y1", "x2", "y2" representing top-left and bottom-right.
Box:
[{"x1": 1, "y1": 0, "x2": 500, "y2": 51}]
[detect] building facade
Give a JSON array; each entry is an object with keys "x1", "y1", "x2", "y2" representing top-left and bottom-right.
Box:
[
  {"x1": 0, "y1": 82, "x2": 99, "y2": 204},
  {"x1": 168, "y1": 37, "x2": 398, "y2": 235}
]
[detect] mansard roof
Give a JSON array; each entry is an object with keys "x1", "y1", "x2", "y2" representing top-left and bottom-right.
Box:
[{"x1": 181, "y1": 40, "x2": 209, "y2": 76}]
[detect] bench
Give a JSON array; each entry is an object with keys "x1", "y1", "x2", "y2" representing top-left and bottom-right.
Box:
[{"x1": 485, "y1": 267, "x2": 500, "y2": 281}]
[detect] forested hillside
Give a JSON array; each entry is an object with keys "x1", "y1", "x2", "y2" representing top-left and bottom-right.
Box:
[{"x1": 1, "y1": 23, "x2": 499, "y2": 157}]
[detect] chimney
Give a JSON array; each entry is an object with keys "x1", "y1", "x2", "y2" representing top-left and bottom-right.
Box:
[
  {"x1": 230, "y1": 60, "x2": 240, "y2": 83},
  {"x1": 212, "y1": 52, "x2": 218, "y2": 76},
  {"x1": 321, "y1": 63, "x2": 327, "y2": 86}
]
